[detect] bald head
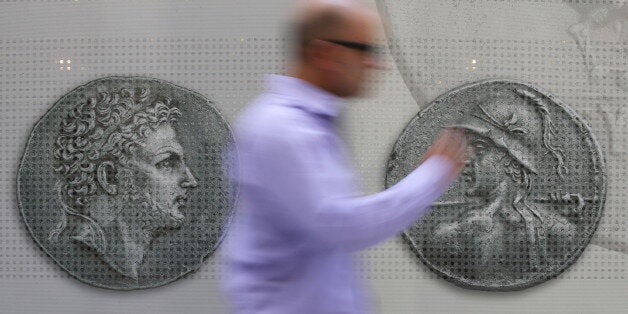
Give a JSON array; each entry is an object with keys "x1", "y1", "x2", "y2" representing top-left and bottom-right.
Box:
[
  {"x1": 290, "y1": 0, "x2": 376, "y2": 60},
  {"x1": 287, "y1": 0, "x2": 381, "y2": 97}
]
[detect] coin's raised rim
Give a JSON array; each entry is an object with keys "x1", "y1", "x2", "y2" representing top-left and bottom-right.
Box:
[
  {"x1": 16, "y1": 76, "x2": 239, "y2": 290},
  {"x1": 385, "y1": 78, "x2": 607, "y2": 291}
]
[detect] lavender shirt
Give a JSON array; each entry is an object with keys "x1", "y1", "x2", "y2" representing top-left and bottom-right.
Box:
[{"x1": 222, "y1": 75, "x2": 455, "y2": 314}]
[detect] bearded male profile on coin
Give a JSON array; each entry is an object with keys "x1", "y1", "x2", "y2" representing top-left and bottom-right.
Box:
[
  {"x1": 51, "y1": 86, "x2": 198, "y2": 280},
  {"x1": 429, "y1": 89, "x2": 580, "y2": 284}
]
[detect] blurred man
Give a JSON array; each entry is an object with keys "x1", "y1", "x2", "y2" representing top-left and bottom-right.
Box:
[{"x1": 222, "y1": 0, "x2": 468, "y2": 313}]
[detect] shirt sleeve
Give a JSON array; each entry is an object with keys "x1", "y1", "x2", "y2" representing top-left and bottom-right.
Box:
[{"x1": 250, "y1": 128, "x2": 456, "y2": 252}]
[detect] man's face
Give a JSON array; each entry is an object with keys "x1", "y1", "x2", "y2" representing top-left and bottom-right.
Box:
[
  {"x1": 126, "y1": 123, "x2": 198, "y2": 230},
  {"x1": 326, "y1": 10, "x2": 380, "y2": 97},
  {"x1": 462, "y1": 136, "x2": 507, "y2": 197}
]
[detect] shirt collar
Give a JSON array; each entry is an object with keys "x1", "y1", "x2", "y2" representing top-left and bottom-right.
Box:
[{"x1": 265, "y1": 74, "x2": 345, "y2": 119}]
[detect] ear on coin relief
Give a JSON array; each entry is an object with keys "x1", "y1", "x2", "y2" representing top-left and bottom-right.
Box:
[
  {"x1": 17, "y1": 76, "x2": 237, "y2": 290},
  {"x1": 386, "y1": 80, "x2": 606, "y2": 291}
]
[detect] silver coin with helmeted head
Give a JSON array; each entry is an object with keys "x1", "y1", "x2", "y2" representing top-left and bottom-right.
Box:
[{"x1": 386, "y1": 80, "x2": 606, "y2": 290}]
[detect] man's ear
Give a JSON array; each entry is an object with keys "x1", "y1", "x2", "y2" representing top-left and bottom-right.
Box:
[{"x1": 96, "y1": 161, "x2": 118, "y2": 195}]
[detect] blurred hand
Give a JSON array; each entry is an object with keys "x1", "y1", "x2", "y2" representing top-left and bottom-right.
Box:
[{"x1": 419, "y1": 128, "x2": 469, "y2": 181}]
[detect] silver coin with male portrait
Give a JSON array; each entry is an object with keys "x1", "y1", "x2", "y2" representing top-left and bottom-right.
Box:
[
  {"x1": 386, "y1": 80, "x2": 606, "y2": 290},
  {"x1": 18, "y1": 76, "x2": 237, "y2": 290}
]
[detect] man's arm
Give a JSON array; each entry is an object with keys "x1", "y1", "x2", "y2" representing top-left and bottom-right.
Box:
[{"x1": 252, "y1": 128, "x2": 467, "y2": 252}]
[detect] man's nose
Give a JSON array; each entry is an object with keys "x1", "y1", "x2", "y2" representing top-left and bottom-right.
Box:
[{"x1": 181, "y1": 166, "x2": 198, "y2": 188}]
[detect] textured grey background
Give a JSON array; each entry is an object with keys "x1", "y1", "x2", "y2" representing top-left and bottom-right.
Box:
[{"x1": 0, "y1": 0, "x2": 626, "y2": 313}]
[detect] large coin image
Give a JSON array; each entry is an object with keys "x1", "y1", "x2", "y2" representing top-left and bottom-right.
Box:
[
  {"x1": 17, "y1": 77, "x2": 236, "y2": 290},
  {"x1": 386, "y1": 80, "x2": 606, "y2": 290}
]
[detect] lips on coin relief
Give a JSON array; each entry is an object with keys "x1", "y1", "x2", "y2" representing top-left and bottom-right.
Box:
[
  {"x1": 386, "y1": 80, "x2": 606, "y2": 290},
  {"x1": 18, "y1": 77, "x2": 237, "y2": 289}
]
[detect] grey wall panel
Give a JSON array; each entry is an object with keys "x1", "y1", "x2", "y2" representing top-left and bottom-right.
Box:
[{"x1": 1, "y1": 0, "x2": 625, "y2": 313}]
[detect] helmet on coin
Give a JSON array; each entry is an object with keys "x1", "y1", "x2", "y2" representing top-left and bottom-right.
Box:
[{"x1": 450, "y1": 88, "x2": 566, "y2": 178}]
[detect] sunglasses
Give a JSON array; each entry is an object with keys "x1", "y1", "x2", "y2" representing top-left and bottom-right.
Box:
[{"x1": 323, "y1": 39, "x2": 380, "y2": 56}]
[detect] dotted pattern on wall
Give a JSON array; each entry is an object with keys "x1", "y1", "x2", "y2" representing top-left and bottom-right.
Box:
[{"x1": 0, "y1": 0, "x2": 627, "y2": 313}]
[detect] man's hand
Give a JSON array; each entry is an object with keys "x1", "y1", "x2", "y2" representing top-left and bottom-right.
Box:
[{"x1": 419, "y1": 128, "x2": 469, "y2": 181}]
